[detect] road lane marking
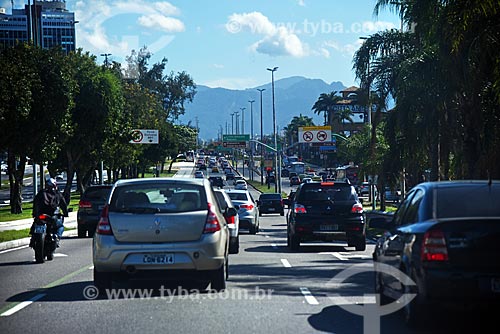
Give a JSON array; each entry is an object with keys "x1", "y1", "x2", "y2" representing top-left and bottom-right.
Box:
[
  {"x1": 0, "y1": 264, "x2": 93, "y2": 316},
  {"x1": 0, "y1": 245, "x2": 29, "y2": 254},
  {"x1": 1, "y1": 293, "x2": 46, "y2": 317},
  {"x1": 300, "y1": 287, "x2": 319, "y2": 305},
  {"x1": 265, "y1": 235, "x2": 270, "y2": 238},
  {"x1": 281, "y1": 259, "x2": 292, "y2": 267},
  {"x1": 333, "y1": 252, "x2": 348, "y2": 261},
  {"x1": 271, "y1": 243, "x2": 278, "y2": 249}
]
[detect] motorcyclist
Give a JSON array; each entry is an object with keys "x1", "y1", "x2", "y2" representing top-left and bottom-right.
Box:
[{"x1": 29, "y1": 177, "x2": 69, "y2": 247}]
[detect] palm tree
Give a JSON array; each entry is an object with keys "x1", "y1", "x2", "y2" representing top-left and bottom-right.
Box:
[{"x1": 311, "y1": 91, "x2": 342, "y2": 126}]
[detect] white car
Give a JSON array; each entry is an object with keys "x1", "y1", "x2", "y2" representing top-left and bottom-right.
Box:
[
  {"x1": 194, "y1": 171, "x2": 204, "y2": 178},
  {"x1": 234, "y1": 180, "x2": 248, "y2": 190}
]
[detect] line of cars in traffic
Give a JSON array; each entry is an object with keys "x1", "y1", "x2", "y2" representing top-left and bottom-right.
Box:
[{"x1": 77, "y1": 157, "x2": 500, "y2": 329}]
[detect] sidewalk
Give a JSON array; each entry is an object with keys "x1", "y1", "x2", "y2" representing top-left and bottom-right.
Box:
[{"x1": 0, "y1": 211, "x2": 78, "y2": 251}]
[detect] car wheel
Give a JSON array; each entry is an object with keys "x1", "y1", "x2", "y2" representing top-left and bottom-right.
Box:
[
  {"x1": 290, "y1": 234, "x2": 300, "y2": 251},
  {"x1": 355, "y1": 238, "x2": 366, "y2": 251},
  {"x1": 94, "y1": 268, "x2": 112, "y2": 294},
  {"x1": 229, "y1": 236, "x2": 239, "y2": 254},
  {"x1": 249, "y1": 225, "x2": 257, "y2": 235},
  {"x1": 77, "y1": 225, "x2": 86, "y2": 238},
  {"x1": 403, "y1": 273, "x2": 427, "y2": 328},
  {"x1": 211, "y1": 260, "x2": 227, "y2": 292},
  {"x1": 374, "y1": 270, "x2": 391, "y2": 305}
]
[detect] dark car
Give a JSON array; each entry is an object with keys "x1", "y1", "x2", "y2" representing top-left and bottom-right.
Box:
[
  {"x1": 225, "y1": 172, "x2": 235, "y2": 181},
  {"x1": 287, "y1": 181, "x2": 366, "y2": 251},
  {"x1": 290, "y1": 175, "x2": 301, "y2": 186},
  {"x1": 281, "y1": 168, "x2": 290, "y2": 177},
  {"x1": 209, "y1": 176, "x2": 224, "y2": 188},
  {"x1": 370, "y1": 180, "x2": 500, "y2": 328},
  {"x1": 77, "y1": 185, "x2": 113, "y2": 238},
  {"x1": 257, "y1": 193, "x2": 284, "y2": 216}
]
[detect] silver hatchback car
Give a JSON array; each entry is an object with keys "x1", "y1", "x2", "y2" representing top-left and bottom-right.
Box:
[
  {"x1": 225, "y1": 189, "x2": 260, "y2": 234},
  {"x1": 93, "y1": 178, "x2": 232, "y2": 292}
]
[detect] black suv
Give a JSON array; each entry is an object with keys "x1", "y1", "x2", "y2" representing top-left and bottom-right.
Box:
[
  {"x1": 77, "y1": 185, "x2": 113, "y2": 237},
  {"x1": 209, "y1": 176, "x2": 224, "y2": 188},
  {"x1": 257, "y1": 193, "x2": 284, "y2": 216},
  {"x1": 287, "y1": 181, "x2": 366, "y2": 251}
]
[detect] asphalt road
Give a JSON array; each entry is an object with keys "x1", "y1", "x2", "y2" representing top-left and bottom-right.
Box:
[{"x1": 0, "y1": 160, "x2": 485, "y2": 333}]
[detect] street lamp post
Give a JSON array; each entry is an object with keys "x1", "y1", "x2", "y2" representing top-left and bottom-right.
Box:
[
  {"x1": 248, "y1": 100, "x2": 255, "y2": 180},
  {"x1": 257, "y1": 88, "x2": 266, "y2": 185},
  {"x1": 235, "y1": 111, "x2": 240, "y2": 135},
  {"x1": 240, "y1": 107, "x2": 246, "y2": 135},
  {"x1": 267, "y1": 66, "x2": 280, "y2": 194},
  {"x1": 100, "y1": 53, "x2": 112, "y2": 67},
  {"x1": 230, "y1": 113, "x2": 235, "y2": 134}
]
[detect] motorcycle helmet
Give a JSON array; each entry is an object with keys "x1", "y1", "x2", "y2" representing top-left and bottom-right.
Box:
[{"x1": 46, "y1": 177, "x2": 57, "y2": 190}]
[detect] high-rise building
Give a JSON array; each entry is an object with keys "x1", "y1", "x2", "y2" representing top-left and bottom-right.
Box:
[{"x1": 0, "y1": 0, "x2": 76, "y2": 54}]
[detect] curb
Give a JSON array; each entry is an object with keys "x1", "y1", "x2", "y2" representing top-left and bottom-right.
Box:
[{"x1": 0, "y1": 228, "x2": 79, "y2": 252}]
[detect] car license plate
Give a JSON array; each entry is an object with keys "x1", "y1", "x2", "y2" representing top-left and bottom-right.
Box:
[
  {"x1": 320, "y1": 224, "x2": 338, "y2": 231},
  {"x1": 492, "y1": 278, "x2": 500, "y2": 293},
  {"x1": 143, "y1": 253, "x2": 174, "y2": 264},
  {"x1": 34, "y1": 225, "x2": 46, "y2": 233},
  {"x1": 268, "y1": 208, "x2": 275, "y2": 211}
]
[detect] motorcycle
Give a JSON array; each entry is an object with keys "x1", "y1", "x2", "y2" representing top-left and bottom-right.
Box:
[{"x1": 31, "y1": 210, "x2": 63, "y2": 263}]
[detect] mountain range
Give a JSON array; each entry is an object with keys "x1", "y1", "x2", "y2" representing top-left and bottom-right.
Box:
[{"x1": 180, "y1": 76, "x2": 347, "y2": 141}]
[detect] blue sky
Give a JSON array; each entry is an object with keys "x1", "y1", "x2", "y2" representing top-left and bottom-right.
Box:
[{"x1": 4, "y1": 0, "x2": 401, "y2": 89}]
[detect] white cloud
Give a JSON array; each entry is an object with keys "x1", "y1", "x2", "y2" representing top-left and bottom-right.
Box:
[
  {"x1": 322, "y1": 40, "x2": 361, "y2": 57},
  {"x1": 74, "y1": 0, "x2": 183, "y2": 57},
  {"x1": 212, "y1": 64, "x2": 225, "y2": 69},
  {"x1": 298, "y1": 0, "x2": 306, "y2": 7},
  {"x1": 138, "y1": 14, "x2": 184, "y2": 32},
  {"x1": 226, "y1": 12, "x2": 307, "y2": 58}
]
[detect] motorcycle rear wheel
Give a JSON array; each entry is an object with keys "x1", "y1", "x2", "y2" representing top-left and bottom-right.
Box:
[{"x1": 34, "y1": 234, "x2": 45, "y2": 263}]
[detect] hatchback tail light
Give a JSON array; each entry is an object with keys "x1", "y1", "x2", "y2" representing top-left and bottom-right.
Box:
[
  {"x1": 79, "y1": 200, "x2": 92, "y2": 208},
  {"x1": 226, "y1": 214, "x2": 236, "y2": 225},
  {"x1": 421, "y1": 229, "x2": 448, "y2": 261},
  {"x1": 351, "y1": 203, "x2": 364, "y2": 213},
  {"x1": 294, "y1": 204, "x2": 307, "y2": 214},
  {"x1": 204, "y1": 203, "x2": 221, "y2": 233},
  {"x1": 239, "y1": 204, "x2": 254, "y2": 211},
  {"x1": 96, "y1": 205, "x2": 113, "y2": 235}
]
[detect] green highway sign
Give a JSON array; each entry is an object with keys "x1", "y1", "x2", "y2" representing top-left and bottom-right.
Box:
[{"x1": 223, "y1": 134, "x2": 250, "y2": 142}]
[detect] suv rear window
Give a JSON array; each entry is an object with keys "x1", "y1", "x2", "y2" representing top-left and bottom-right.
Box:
[
  {"x1": 296, "y1": 183, "x2": 356, "y2": 202},
  {"x1": 436, "y1": 185, "x2": 500, "y2": 218},
  {"x1": 259, "y1": 194, "x2": 281, "y2": 200}
]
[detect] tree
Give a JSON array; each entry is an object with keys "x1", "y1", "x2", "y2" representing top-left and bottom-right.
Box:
[
  {"x1": 0, "y1": 44, "x2": 73, "y2": 213},
  {"x1": 311, "y1": 91, "x2": 342, "y2": 126}
]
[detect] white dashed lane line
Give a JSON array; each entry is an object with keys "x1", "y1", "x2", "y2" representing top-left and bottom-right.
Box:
[
  {"x1": 300, "y1": 287, "x2": 319, "y2": 305},
  {"x1": 1, "y1": 293, "x2": 46, "y2": 317},
  {"x1": 280, "y1": 258, "x2": 292, "y2": 268}
]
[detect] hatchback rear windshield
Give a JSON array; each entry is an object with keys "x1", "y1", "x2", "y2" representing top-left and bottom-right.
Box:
[
  {"x1": 296, "y1": 184, "x2": 356, "y2": 202},
  {"x1": 227, "y1": 192, "x2": 248, "y2": 201},
  {"x1": 436, "y1": 185, "x2": 500, "y2": 218},
  {"x1": 109, "y1": 183, "x2": 207, "y2": 213},
  {"x1": 84, "y1": 187, "x2": 112, "y2": 201}
]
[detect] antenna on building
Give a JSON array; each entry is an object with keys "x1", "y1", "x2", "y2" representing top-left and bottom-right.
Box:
[{"x1": 11, "y1": 0, "x2": 14, "y2": 12}]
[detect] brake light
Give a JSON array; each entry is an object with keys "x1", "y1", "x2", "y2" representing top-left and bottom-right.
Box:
[
  {"x1": 204, "y1": 203, "x2": 221, "y2": 233},
  {"x1": 294, "y1": 204, "x2": 307, "y2": 213},
  {"x1": 38, "y1": 214, "x2": 50, "y2": 220},
  {"x1": 321, "y1": 182, "x2": 334, "y2": 186},
  {"x1": 421, "y1": 230, "x2": 448, "y2": 261},
  {"x1": 79, "y1": 200, "x2": 92, "y2": 208},
  {"x1": 96, "y1": 205, "x2": 113, "y2": 235},
  {"x1": 351, "y1": 203, "x2": 364, "y2": 213},
  {"x1": 226, "y1": 214, "x2": 236, "y2": 225},
  {"x1": 239, "y1": 204, "x2": 254, "y2": 211}
]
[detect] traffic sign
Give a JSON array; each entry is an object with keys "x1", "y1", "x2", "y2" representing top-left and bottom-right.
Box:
[
  {"x1": 130, "y1": 129, "x2": 159, "y2": 144},
  {"x1": 223, "y1": 134, "x2": 250, "y2": 142},
  {"x1": 298, "y1": 126, "x2": 332, "y2": 143},
  {"x1": 222, "y1": 141, "x2": 247, "y2": 148}
]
